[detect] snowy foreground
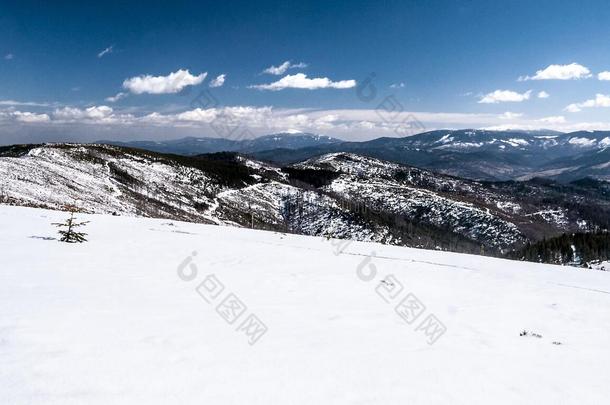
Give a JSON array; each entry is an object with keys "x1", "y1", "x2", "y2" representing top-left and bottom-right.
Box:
[{"x1": 1, "y1": 206, "x2": 610, "y2": 404}]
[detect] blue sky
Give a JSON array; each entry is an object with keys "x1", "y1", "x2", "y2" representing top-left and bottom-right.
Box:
[{"x1": 2, "y1": 0, "x2": 610, "y2": 144}]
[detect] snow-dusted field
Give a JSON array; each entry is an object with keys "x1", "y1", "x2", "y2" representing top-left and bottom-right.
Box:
[{"x1": 1, "y1": 205, "x2": 610, "y2": 404}]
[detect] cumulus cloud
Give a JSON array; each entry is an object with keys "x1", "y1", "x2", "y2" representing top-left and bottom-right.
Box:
[
  {"x1": 209, "y1": 74, "x2": 226, "y2": 88},
  {"x1": 250, "y1": 73, "x2": 356, "y2": 91},
  {"x1": 123, "y1": 69, "x2": 207, "y2": 94},
  {"x1": 1, "y1": 105, "x2": 379, "y2": 134},
  {"x1": 499, "y1": 112, "x2": 523, "y2": 120},
  {"x1": 175, "y1": 108, "x2": 219, "y2": 122},
  {"x1": 598, "y1": 71, "x2": 610, "y2": 81},
  {"x1": 12, "y1": 111, "x2": 50, "y2": 123},
  {"x1": 262, "y1": 61, "x2": 307, "y2": 75},
  {"x1": 537, "y1": 91, "x2": 550, "y2": 99},
  {"x1": 97, "y1": 45, "x2": 113, "y2": 58},
  {"x1": 538, "y1": 116, "x2": 566, "y2": 124},
  {"x1": 5, "y1": 103, "x2": 610, "y2": 142},
  {"x1": 390, "y1": 82, "x2": 405, "y2": 89},
  {"x1": 518, "y1": 63, "x2": 591, "y2": 81},
  {"x1": 4, "y1": 53, "x2": 14, "y2": 60},
  {"x1": 53, "y1": 106, "x2": 116, "y2": 122},
  {"x1": 565, "y1": 94, "x2": 610, "y2": 112},
  {"x1": 137, "y1": 106, "x2": 274, "y2": 128},
  {"x1": 478, "y1": 90, "x2": 532, "y2": 104},
  {"x1": 564, "y1": 104, "x2": 582, "y2": 113},
  {"x1": 105, "y1": 92, "x2": 128, "y2": 103}
]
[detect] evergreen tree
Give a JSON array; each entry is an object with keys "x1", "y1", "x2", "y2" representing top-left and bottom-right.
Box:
[
  {"x1": 52, "y1": 206, "x2": 89, "y2": 243},
  {"x1": 514, "y1": 231, "x2": 610, "y2": 266}
]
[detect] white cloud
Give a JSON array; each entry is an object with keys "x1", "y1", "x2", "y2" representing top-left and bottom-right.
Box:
[
  {"x1": 53, "y1": 106, "x2": 116, "y2": 122},
  {"x1": 250, "y1": 73, "x2": 356, "y2": 91},
  {"x1": 478, "y1": 90, "x2": 532, "y2": 104},
  {"x1": 97, "y1": 45, "x2": 113, "y2": 58},
  {"x1": 12, "y1": 111, "x2": 50, "y2": 123},
  {"x1": 538, "y1": 116, "x2": 566, "y2": 124},
  {"x1": 390, "y1": 82, "x2": 405, "y2": 89},
  {"x1": 499, "y1": 112, "x2": 523, "y2": 120},
  {"x1": 175, "y1": 108, "x2": 218, "y2": 122},
  {"x1": 4, "y1": 53, "x2": 14, "y2": 60},
  {"x1": 565, "y1": 94, "x2": 610, "y2": 113},
  {"x1": 519, "y1": 63, "x2": 591, "y2": 81},
  {"x1": 82, "y1": 106, "x2": 114, "y2": 119},
  {"x1": 123, "y1": 69, "x2": 207, "y2": 94},
  {"x1": 120, "y1": 106, "x2": 334, "y2": 134},
  {"x1": 138, "y1": 106, "x2": 274, "y2": 128},
  {"x1": 0, "y1": 100, "x2": 52, "y2": 107},
  {"x1": 105, "y1": 92, "x2": 128, "y2": 103},
  {"x1": 537, "y1": 91, "x2": 550, "y2": 99},
  {"x1": 6, "y1": 103, "x2": 610, "y2": 141},
  {"x1": 598, "y1": 71, "x2": 610, "y2": 81},
  {"x1": 565, "y1": 104, "x2": 582, "y2": 113},
  {"x1": 262, "y1": 61, "x2": 308, "y2": 75},
  {"x1": 209, "y1": 74, "x2": 226, "y2": 88}
]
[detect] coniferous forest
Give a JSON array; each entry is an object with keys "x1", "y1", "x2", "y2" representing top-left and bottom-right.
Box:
[{"x1": 514, "y1": 232, "x2": 610, "y2": 266}]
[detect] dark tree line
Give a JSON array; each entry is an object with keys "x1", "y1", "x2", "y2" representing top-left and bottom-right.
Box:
[
  {"x1": 514, "y1": 232, "x2": 610, "y2": 265},
  {"x1": 282, "y1": 167, "x2": 340, "y2": 188}
]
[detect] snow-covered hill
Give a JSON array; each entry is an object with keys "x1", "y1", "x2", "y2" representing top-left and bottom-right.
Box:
[
  {"x1": 0, "y1": 144, "x2": 222, "y2": 222},
  {"x1": 0, "y1": 144, "x2": 400, "y2": 245},
  {"x1": 293, "y1": 153, "x2": 610, "y2": 249},
  {"x1": 296, "y1": 153, "x2": 525, "y2": 248},
  {"x1": 1, "y1": 205, "x2": 610, "y2": 404},
  {"x1": 2, "y1": 144, "x2": 610, "y2": 257}
]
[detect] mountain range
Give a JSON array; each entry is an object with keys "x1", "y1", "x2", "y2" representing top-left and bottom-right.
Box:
[
  {"x1": 100, "y1": 132, "x2": 342, "y2": 156},
  {"x1": 2, "y1": 142, "x2": 609, "y2": 262},
  {"x1": 99, "y1": 130, "x2": 610, "y2": 182}
]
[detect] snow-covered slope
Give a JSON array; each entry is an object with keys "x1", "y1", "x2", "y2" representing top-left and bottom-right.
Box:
[
  {"x1": 2, "y1": 144, "x2": 609, "y2": 256},
  {"x1": 216, "y1": 181, "x2": 398, "y2": 244},
  {"x1": 0, "y1": 144, "x2": 399, "y2": 245},
  {"x1": 296, "y1": 153, "x2": 524, "y2": 248},
  {"x1": 1, "y1": 205, "x2": 610, "y2": 404},
  {"x1": 294, "y1": 153, "x2": 610, "y2": 246},
  {"x1": 0, "y1": 144, "x2": 221, "y2": 222}
]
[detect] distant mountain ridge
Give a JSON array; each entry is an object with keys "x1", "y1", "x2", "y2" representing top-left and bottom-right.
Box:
[
  {"x1": 98, "y1": 129, "x2": 610, "y2": 182},
  {"x1": 250, "y1": 129, "x2": 610, "y2": 182},
  {"x1": 99, "y1": 132, "x2": 342, "y2": 156}
]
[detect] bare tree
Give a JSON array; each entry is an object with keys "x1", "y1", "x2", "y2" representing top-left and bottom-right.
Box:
[{"x1": 0, "y1": 180, "x2": 9, "y2": 203}]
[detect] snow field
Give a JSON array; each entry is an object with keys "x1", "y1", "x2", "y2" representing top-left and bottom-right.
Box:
[{"x1": 1, "y1": 205, "x2": 610, "y2": 404}]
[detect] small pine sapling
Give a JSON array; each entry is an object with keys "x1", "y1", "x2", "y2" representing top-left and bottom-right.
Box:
[{"x1": 52, "y1": 206, "x2": 89, "y2": 243}]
